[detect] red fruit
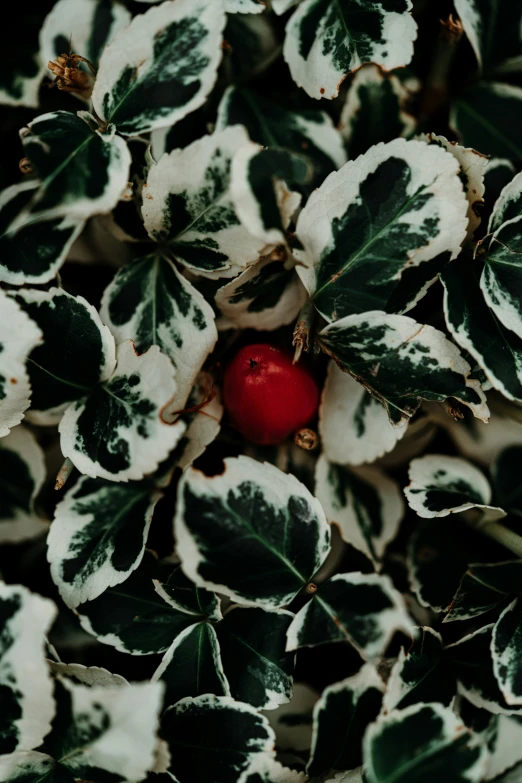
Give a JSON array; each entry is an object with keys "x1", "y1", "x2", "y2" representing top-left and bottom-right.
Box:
[{"x1": 223, "y1": 343, "x2": 320, "y2": 445}]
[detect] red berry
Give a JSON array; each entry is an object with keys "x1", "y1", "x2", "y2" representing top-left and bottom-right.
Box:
[{"x1": 223, "y1": 344, "x2": 320, "y2": 445}]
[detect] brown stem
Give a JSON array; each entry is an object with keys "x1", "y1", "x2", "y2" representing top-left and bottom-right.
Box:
[{"x1": 419, "y1": 14, "x2": 463, "y2": 123}]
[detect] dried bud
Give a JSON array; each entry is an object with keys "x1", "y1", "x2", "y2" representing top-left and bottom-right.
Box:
[
  {"x1": 19, "y1": 157, "x2": 33, "y2": 175},
  {"x1": 294, "y1": 427, "x2": 319, "y2": 451},
  {"x1": 48, "y1": 52, "x2": 96, "y2": 99}
]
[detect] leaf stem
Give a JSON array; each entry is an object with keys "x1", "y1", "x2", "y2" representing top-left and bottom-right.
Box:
[
  {"x1": 292, "y1": 300, "x2": 315, "y2": 363},
  {"x1": 465, "y1": 515, "x2": 522, "y2": 558},
  {"x1": 419, "y1": 14, "x2": 463, "y2": 122},
  {"x1": 55, "y1": 457, "x2": 75, "y2": 491}
]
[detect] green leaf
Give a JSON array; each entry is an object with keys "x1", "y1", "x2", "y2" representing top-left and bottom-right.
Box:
[
  {"x1": 417, "y1": 133, "x2": 487, "y2": 242},
  {"x1": 222, "y1": 13, "x2": 279, "y2": 84},
  {"x1": 59, "y1": 340, "x2": 186, "y2": 481},
  {"x1": 447, "y1": 624, "x2": 522, "y2": 715},
  {"x1": 76, "y1": 552, "x2": 197, "y2": 654},
  {"x1": 13, "y1": 287, "x2": 115, "y2": 426},
  {"x1": 286, "y1": 572, "x2": 412, "y2": 658},
  {"x1": 453, "y1": 0, "x2": 522, "y2": 72},
  {"x1": 216, "y1": 86, "x2": 346, "y2": 184},
  {"x1": 442, "y1": 256, "x2": 522, "y2": 403},
  {"x1": 319, "y1": 361, "x2": 408, "y2": 466},
  {"x1": 48, "y1": 475, "x2": 161, "y2": 608},
  {"x1": 0, "y1": 753, "x2": 75, "y2": 783},
  {"x1": 42, "y1": 676, "x2": 163, "y2": 782},
  {"x1": 40, "y1": 0, "x2": 131, "y2": 71},
  {"x1": 0, "y1": 291, "x2": 43, "y2": 437},
  {"x1": 317, "y1": 311, "x2": 489, "y2": 426},
  {"x1": 91, "y1": 0, "x2": 226, "y2": 135},
  {"x1": 0, "y1": 584, "x2": 57, "y2": 754},
  {"x1": 295, "y1": 139, "x2": 468, "y2": 322},
  {"x1": 175, "y1": 455, "x2": 330, "y2": 608},
  {"x1": 492, "y1": 598, "x2": 522, "y2": 707},
  {"x1": 18, "y1": 111, "x2": 131, "y2": 223},
  {"x1": 340, "y1": 64, "x2": 416, "y2": 159},
  {"x1": 315, "y1": 455, "x2": 404, "y2": 567},
  {"x1": 493, "y1": 445, "x2": 522, "y2": 512},
  {"x1": 383, "y1": 627, "x2": 456, "y2": 712},
  {"x1": 100, "y1": 254, "x2": 217, "y2": 413},
  {"x1": 489, "y1": 171, "x2": 522, "y2": 233},
  {"x1": 307, "y1": 664, "x2": 383, "y2": 776},
  {"x1": 215, "y1": 256, "x2": 307, "y2": 331},
  {"x1": 217, "y1": 606, "x2": 295, "y2": 710},
  {"x1": 283, "y1": 0, "x2": 417, "y2": 100},
  {"x1": 446, "y1": 561, "x2": 522, "y2": 622},
  {"x1": 481, "y1": 216, "x2": 522, "y2": 340},
  {"x1": 452, "y1": 83, "x2": 522, "y2": 159},
  {"x1": 142, "y1": 127, "x2": 279, "y2": 278},
  {"x1": 0, "y1": 182, "x2": 84, "y2": 286},
  {"x1": 163, "y1": 694, "x2": 276, "y2": 783},
  {"x1": 364, "y1": 702, "x2": 488, "y2": 783},
  {"x1": 152, "y1": 621, "x2": 229, "y2": 706},
  {"x1": 404, "y1": 454, "x2": 502, "y2": 519},
  {"x1": 0, "y1": 426, "x2": 46, "y2": 543}
]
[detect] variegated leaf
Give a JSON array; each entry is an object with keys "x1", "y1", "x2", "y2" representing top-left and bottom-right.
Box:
[
  {"x1": 40, "y1": 0, "x2": 131, "y2": 75},
  {"x1": 0, "y1": 181, "x2": 84, "y2": 286},
  {"x1": 417, "y1": 133, "x2": 487, "y2": 241},
  {"x1": 91, "y1": 0, "x2": 225, "y2": 136},
  {"x1": 217, "y1": 606, "x2": 295, "y2": 710},
  {"x1": 485, "y1": 159, "x2": 516, "y2": 214},
  {"x1": 452, "y1": 83, "x2": 522, "y2": 159},
  {"x1": 454, "y1": 0, "x2": 522, "y2": 72},
  {"x1": 494, "y1": 444, "x2": 522, "y2": 512},
  {"x1": 283, "y1": 0, "x2": 417, "y2": 100},
  {"x1": 48, "y1": 662, "x2": 127, "y2": 688},
  {"x1": 481, "y1": 216, "x2": 522, "y2": 340},
  {"x1": 482, "y1": 714, "x2": 522, "y2": 781},
  {"x1": 404, "y1": 454, "x2": 504, "y2": 520},
  {"x1": 318, "y1": 311, "x2": 489, "y2": 426},
  {"x1": 152, "y1": 622, "x2": 229, "y2": 706},
  {"x1": 489, "y1": 171, "x2": 522, "y2": 234},
  {"x1": 163, "y1": 695, "x2": 276, "y2": 783},
  {"x1": 175, "y1": 455, "x2": 330, "y2": 608},
  {"x1": 446, "y1": 561, "x2": 522, "y2": 623},
  {"x1": 315, "y1": 455, "x2": 404, "y2": 567},
  {"x1": 0, "y1": 291, "x2": 42, "y2": 437},
  {"x1": 100, "y1": 254, "x2": 217, "y2": 413},
  {"x1": 154, "y1": 564, "x2": 221, "y2": 620},
  {"x1": 216, "y1": 86, "x2": 346, "y2": 184},
  {"x1": 0, "y1": 752, "x2": 74, "y2": 783},
  {"x1": 48, "y1": 475, "x2": 161, "y2": 608},
  {"x1": 157, "y1": 371, "x2": 223, "y2": 475},
  {"x1": 295, "y1": 139, "x2": 468, "y2": 322},
  {"x1": 272, "y1": 0, "x2": 299, "y2": 12},
  {"x1": 0, "y1": 51, "x2": 42, "y2": 109},
  {"x1": 13, "y1": 287, "x2": 115, "y2": 426},
  {"x1": 492, "y1": 598, "x2": 522, "y2": 707},
  {"x1": 230, "y1": 145, "x2": 306, "y2": 246},
  {"x1": 238, "y1": 757, "x2": 306, "y2": 783},
  {"x1": 142, "y1": 127, "x2": 275, "y2": 278},
  {"x1": 307, "y1": 664, "x2": 383, "y2": 776},
  {"x1": 319, "y1": 361, "x2": 408, "y2": 466},
  {"x1": 446, "y1": 624, "x2": 522, "y2": 716},
  {"x1": 0, "y1": 584, "x2": 57, "y2": 754},
  {"x1": 0, "y1": 426, "x2": 46, "y2": 543},
  {"x1": 18, "y1": 111, "x2": 131, "y2": 224},
  {"x1": 286, "y1": 572, "x2": 412, "y2": 658},
  {"x1": 340, "y1": 64, "x2": 416, "y2": 159},
  {"x1": 382, "y1": 627, "x2": 456, "y2": 712},
  {"x1": 265, "y1": 683, "x2": 317, "y2": 753},
  {"x1": 41, "y1": 677, "x2": 163, "y2": 782},
  {"x1": 225, "y1": 0, "x2": 265, "y2": 11},
  {"x1": 442, "y1": 256, "x2": 522, "y2": 403},
  {"x1": 59, "y1": 340, "x2": 186, "y2": 481},
  {"x1": 364, "y1": 702, "x2": 488, "y2": 783},
  {"x1": 77, "y1": 552, "x2": 197, "y2": 654},
  {"x1": 215, "y1": 255, "x2": 307, "y2": 331}
]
